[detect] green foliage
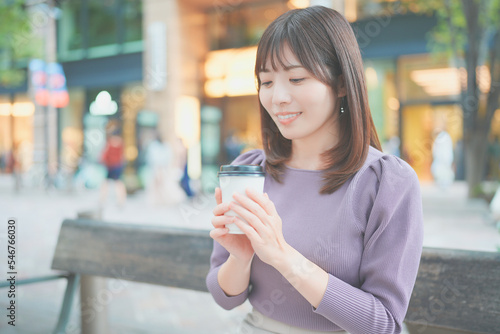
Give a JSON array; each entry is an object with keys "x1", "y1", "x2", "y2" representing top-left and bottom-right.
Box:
[
  {"x1": 427, "y1": 1, "x2": 466, "y2": 57},
  {"x1": 401, "y1": 0, "x2": 500, "y2": 59},
  {"x1": 400, "y1": 0, "x2": 500, "y2": 198},
  {"x1": 0, "y1": 0, "x2": 42, "y2": 87}
]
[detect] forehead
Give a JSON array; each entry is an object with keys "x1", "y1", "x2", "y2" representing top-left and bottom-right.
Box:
[{"x1": 260, "y1": 44, "x2": 303, "y2": 71}]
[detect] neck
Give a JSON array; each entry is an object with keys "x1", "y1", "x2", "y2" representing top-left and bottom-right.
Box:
[{"x1": 288, "y1": 133, "x2": 338, "y2": 170}]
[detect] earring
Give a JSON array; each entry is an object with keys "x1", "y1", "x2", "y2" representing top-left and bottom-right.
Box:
[{"x1": 340, "y1": 99, "x2": 345, "y2": 113}]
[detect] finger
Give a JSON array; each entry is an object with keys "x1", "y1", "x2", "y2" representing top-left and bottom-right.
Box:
[
  {"x1": 230, "y1": 201, "x2": 266, "y2": 235},
  {"x1": 233, "y1": 191, "x2": 269, "y2": 222},
  {"x1": 233, "y1": 216, "x2": 261, "y2": 242},
  {"x1": 246, "y1": 188, "x2": 277, "y2": 216},
  {"x1": 210, "y1": 227, "x2": 229, "y2": 239},
  {"x1": 215, "y1": 187, "x2": 222, "y2": 205},
  {"x1": 211, "y1": 215, "x2": 235, "y2": 228},
  {"x1": 213, "y1": 202, "x2": 230, "y2": 216}
]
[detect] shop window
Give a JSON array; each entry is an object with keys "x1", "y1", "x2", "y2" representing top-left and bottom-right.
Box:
[
  {"x1": 88, "y1": 0, "x2": 118, "y2": 48},
  {"x1": 364, "y1": 59, "x2": 398, "y2": 150},
  {"x1": 11, "y1": 94, "x2": 34, "y2": 173},
  {"x1": 121, "y1": 84, "x2": 145, "y2": 163},
  {"x1": 123, "y1": 0, "x2": 142, "y2": 43},
  {"x1": 208, "y1": 0, "x2": 288, "y2": 50},
  {"x1": 58, "y1": 1, "x2": 85, "y2": 58},
  {"x1": 398, "y1": 54, "x2": 461, "y2": 103},
  {"x1": 59, "y1": 88, "x2": 85, "y2": 173},
  {"x1": 402, "y1": 104, "x2": 463, "y2": 181},
  {"x1": 57, "y1": 0, "x2": 143, "y2": 60}
]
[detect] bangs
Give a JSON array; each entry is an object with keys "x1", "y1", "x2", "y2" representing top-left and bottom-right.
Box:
[
  {"x1": 255, "y1": 13, "x2": 336, "y2": 85},
  {"x1": 256, "y1": 30, "x2": 290, "y2": 72}
]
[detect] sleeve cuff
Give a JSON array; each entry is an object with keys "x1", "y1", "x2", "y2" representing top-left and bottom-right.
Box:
[
  {"x1": 206, "y1": 266, "x2": 249, "y2": 310},
  {"x1": 312, "y1": 274, "x2": 365, "y2": 322}
]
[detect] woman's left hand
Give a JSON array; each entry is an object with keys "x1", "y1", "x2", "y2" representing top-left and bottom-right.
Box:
[{"x1": 230, "y1": 188, "x2": 290, "y2": 268}]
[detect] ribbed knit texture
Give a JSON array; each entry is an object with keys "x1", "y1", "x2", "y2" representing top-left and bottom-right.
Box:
[{"x1": 206, "y1": 147, "x2": 424, "y2": 334}]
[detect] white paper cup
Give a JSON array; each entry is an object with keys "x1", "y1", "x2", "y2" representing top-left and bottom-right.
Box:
[{"x1": 218, "y1": 165, "x2": 265, "y2": 234}]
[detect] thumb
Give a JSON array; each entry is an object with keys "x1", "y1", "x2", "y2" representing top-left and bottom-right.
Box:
[{"x1": 215, "y1": 187, "x2": 223, "y2": 205}]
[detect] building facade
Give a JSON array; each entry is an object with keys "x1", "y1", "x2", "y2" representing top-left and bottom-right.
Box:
[{"x1": 1, "y1": 0, "x2": 499, "y2": 191}]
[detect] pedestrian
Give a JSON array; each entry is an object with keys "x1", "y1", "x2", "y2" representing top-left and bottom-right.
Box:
[
  {"x1": 431, "y1": 129, "x2": 455, "y2": 189},
  {"x1": 176, "y1": 137, "x2": 195, "y2": 198},
  {"x1": 206, "y1": 6, "x2": 423, "y2": 334},
  {"x1": 145, "y1": 135, "x2": 172, "y2": 205},
  {"x1": 99, "y1": 131, "x2": 127, "y2": 207}
]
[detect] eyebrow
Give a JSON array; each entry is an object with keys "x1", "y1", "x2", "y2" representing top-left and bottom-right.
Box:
[{"x1": 259, "y1": 64, "x2": 305, "y2": 73}]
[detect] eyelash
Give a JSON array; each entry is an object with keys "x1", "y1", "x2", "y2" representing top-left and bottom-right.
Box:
[{"x1": 260, "y1": 78, "x2": 305, "y2": 87}]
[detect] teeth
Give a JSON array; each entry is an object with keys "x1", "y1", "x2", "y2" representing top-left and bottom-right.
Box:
[{"x1": 278, "y1": 113, "x2": 301, "y2": 120}]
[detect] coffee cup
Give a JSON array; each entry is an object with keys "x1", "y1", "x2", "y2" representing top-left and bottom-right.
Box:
[{"x1": 218, "y1": 165, "x2": 265, "y2": 234}]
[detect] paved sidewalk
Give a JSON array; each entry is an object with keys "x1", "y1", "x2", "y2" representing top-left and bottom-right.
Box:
[{"x1": 0, "y1": 174, "x2": 498, "y2": 333}]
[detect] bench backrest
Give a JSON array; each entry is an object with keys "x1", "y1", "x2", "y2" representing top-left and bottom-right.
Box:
[
  {"x1": 51, "y1": 219, "x2": 212, "y2": 292},
  {"x1": 405, "y1": 247, "x2": 500, "y2": 333},
  {"x1": 51, "y1": 219, "x2": 500, "y2": 333}
]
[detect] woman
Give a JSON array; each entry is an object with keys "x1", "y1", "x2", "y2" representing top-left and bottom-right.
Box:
[{"x1": 206, "y1": 6, "x2": 423, "y2": 334}]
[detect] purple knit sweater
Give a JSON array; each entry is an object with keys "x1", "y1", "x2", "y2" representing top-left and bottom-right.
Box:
[{"x1": 206, "y1": 147, "x2": 424, "y2": 334}]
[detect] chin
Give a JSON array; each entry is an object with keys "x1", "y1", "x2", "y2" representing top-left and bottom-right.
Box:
[
  {"x1": 273, "y1": 122, "x2": 305, "y2": 141},
  {"x1": 277, "y1": 130, "x2": 302, "y2": 141}
]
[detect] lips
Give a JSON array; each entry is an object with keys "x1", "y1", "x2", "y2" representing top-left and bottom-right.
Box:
[{"x1": 275, "y1": 112, "x2": 302, "y2": 125}]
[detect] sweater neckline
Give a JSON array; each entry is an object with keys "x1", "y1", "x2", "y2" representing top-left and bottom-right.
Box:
[{"x1": 284, "y1": 164, "x2": 324, "y2": 173}]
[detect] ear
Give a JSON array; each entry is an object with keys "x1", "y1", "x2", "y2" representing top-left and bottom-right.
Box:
[{"x1": 337, "y1": 74, "x2": 347, "y2": 98}]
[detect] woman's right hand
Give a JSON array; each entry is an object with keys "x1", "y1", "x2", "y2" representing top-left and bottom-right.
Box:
[{"x1": 210, "y1": 187, "x2": 255, "y2": 263}]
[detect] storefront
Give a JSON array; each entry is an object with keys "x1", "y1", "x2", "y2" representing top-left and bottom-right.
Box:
[
  {"x1": 0, "y1": 0, "x2": 145, "y2": 191},
  {"x1": 57, "y1": 82, "x2": 145, "y2": 188},
  {"x1": 0, "y1": 94, "x2": 35, "y2": 174},
  {"x1": 55, "y1": 0, "x2": 144, "y2": 188},
  {"x1": 200, "y1": 2, "x2": 290, "y2": 191}
]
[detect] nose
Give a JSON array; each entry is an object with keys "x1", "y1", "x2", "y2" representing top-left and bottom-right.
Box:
[{"x1": 271, "y1": 81, "x2": 292, "y2": 106}]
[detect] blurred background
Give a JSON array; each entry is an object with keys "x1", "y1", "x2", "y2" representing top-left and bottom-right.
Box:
[
  {"x1": 1, "y1": 0, "x2": 500, "y2": 198},
  {"x1": 0, "y1": 0, "x2": 500, "y2": 333}
]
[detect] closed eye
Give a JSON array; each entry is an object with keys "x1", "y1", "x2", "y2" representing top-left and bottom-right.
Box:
[
  {"x1": 261, "y1": 81, "x2": 272, "y2": 87},
  {"x1": 290, "y1": 78, "x2": 305, "y2": 84}
]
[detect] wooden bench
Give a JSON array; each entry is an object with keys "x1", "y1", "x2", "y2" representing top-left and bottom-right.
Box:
[
  {"x1": 405, "y1": 248, "x2": 500, "y2": 334},
  {"x1": 15, "y1": 218, "x2": 500, "y2": 333}
]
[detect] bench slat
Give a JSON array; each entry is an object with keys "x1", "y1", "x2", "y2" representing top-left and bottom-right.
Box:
[
  {"x1": 405, "y1": 247, "x2": 500, "y2": 333},
  {"x1": 51, "y1": 219, "x2": 213, "y2": 292}
]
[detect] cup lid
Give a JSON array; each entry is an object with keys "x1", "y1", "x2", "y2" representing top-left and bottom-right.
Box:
[{"x1": 218, "y1": 164, "x2": 265, "y2": 177}]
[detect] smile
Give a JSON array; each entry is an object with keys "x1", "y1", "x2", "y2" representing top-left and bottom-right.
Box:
[
  {"x1": 276, "y1": 112, "x2": 302, "y2": 125},
  {"x1": 277, "y1": 112, "x2": 302, "y2": 119}
]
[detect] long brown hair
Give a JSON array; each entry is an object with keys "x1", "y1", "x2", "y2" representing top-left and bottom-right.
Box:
[{"x1": 255, "y1": 6, "x2": 381, "y2": 194}]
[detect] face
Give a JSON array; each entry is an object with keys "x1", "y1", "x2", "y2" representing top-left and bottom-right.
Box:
[{"x1": 258, "y1": 45, "x2": 340, "y2": 146}]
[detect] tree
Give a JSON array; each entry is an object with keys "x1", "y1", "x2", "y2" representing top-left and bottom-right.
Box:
[
  {"x1": 401, "y1": 0, "x2": 500, "y2": 197},
  {"x1": 0, "y1": 0, "x2": 42, "y2": 87}
]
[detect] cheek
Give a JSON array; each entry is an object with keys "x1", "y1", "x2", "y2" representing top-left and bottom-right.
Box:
[
  {"x1": 259, "y1": 90, "x2": 271, "y2": 109},
  {"x1": 307, "y1": 85, "x2": 335, "y2": 112}
]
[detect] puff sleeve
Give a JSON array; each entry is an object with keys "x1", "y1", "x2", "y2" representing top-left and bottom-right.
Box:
[{"x1": 313, "y1": 155, "x2": 424, "y2": 334}]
